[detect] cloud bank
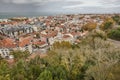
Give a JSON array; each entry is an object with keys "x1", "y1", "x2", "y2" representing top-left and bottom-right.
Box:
[{"x1": 0, "y1": 0, "x2": 120, "y2": 14}]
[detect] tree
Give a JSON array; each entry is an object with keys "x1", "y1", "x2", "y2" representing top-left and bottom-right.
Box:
[
  {"x1": 0, "y1": 60, "x2": 10, "y2": 80},
  {"x1": 110, "y1": 63, "x2": 120, "y2": 80},
  {"x1": 10, "y1": 60, "x2": 27, "y2": 80},
  {"x1": 82, "y1": 22, "x2": 97, "y2": 31},
  {"x1": 112, "y1": 15, "x2": 120, "y2": 25},
  {"x1": 10, "y1": 50, "x2": 30, "y2": 61},
  {"x1": 52, "y1": 41, "x2": 72, "y2": 49},
  {"x1": 13, "y1": 73, "x2": 27, "y2": 80},
  {"x1": 83, "y1": 38, "x2": 120, "y2": 80},
  {"x1": 88, "y1": 29, "x2": 107, "y2": 49},
  {"x1": 37, "y1": 69, "x2": 53, "y2": 80},
  {"x1": 0, "y1": 54, "x2": 3, "y2": 60},
  {"x1": 100, "y1": 18, "x2": 114, "y2": 31},
  {"x1": 108, "y1": 27, "x2": 120, "y2": 41},
  {"x1": 0, "y1": 74, "x2": 11, "y2": 80}
]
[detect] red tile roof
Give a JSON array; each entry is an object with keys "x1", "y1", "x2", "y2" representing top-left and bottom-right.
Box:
[
  {"x1": 0, "y1": 36, "x2": 33, "y2": 48},
  {"x1": 41, "y1": 30, "x2": 58, "y2": 38},
  {"x1": 18, "y1": 36, "x2": 33, "y2": 47},
  {"x1": 33, "y1": 40, "x2": 46, "y2": 46},
  {"x1": 63, "y1": 35, "x2": 71, "y2": 38},
  {"x1": 0, "y1": 38, "x2": 16, "y2": 48}
]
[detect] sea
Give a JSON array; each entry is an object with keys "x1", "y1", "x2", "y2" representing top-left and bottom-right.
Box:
[
  {"x1": 0, "y1": 12, "x2": 117, "y2": 19},
  {"x1": 0, "y1": 12, "x2": 59, "y2": 19}
]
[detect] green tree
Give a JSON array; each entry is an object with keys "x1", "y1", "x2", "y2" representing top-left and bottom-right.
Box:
[
  {"x1": 10, "y1": 60, "x2": 27, "y2": 80},
  {"x1": 0, "y1": 74, "x2": 11, "y2": 80},
  {"x1": 100, "y1": 18, "x2": 114, "y2": 31},
  {"x1": 11, "y1": 50, "x2": 30, "y2": 61},
  {"x1": 112, "y1": 15, "x2": 120, "y2": 25},
  {"x1": 37, "y1": 69, "x2": 53, "y2": 80},
  {"x1": 0, "y1": 60, "x2": 10, "y2": 80},
  {"x1": 108, "y1": 27, "x2": 120, "y2": 41}
]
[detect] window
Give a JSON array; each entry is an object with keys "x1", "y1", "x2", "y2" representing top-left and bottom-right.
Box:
[
  {"x1": 2, "y1": 52, "x2": 5, "y2": 55},
  {"x1": 5, "y1": 52, "x2": 8, "y2": 55}
]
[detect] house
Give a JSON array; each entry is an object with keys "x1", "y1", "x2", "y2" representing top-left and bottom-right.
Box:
[
  {"x1": 33, "y1": 40, "x2": 48, "y2": 49},
  {"x1": 17, "y1": 36, "x2": 33, "y2": 54},
  {"x1": 0, "y1": 48, "x2": 10, "y2": 58},
  {"x1": 32, "y1": 39, "x2": 49, "y2": 53},
  {"x1": 0, "y1": 36, "x2": 33, "y2": 58},
  {"x1": 62, "y1": 34, "x2": 74, "y2": 43},
  {"x1": 0, "y1": 38, "x2": 16, "y2": 58},
  {"x1": 0, "y1": 24, "x2": 37, "y2": 38}
]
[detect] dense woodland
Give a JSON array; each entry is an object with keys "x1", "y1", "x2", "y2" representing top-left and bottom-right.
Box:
[{"x1": 0, "y1": 15, "x2": 120, "y2": 80}]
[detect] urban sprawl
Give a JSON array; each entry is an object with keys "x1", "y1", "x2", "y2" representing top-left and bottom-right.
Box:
[{"x1": 0, "y1": 14, "x2": 117, "y2": 59}]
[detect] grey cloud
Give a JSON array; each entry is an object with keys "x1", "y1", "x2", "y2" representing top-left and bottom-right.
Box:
[
  {"x1": 101, "y1": 0, "x2": 120, "y2": 5},
  {"x1": 0, "y1": 1, "x2": 39, "y2": 12},
  {"x1": 0, "y1": 0, "x2": 120, "y2": 14},
  {"x1": 0, "y1": 0, "x2": 61, "y2": 4}
]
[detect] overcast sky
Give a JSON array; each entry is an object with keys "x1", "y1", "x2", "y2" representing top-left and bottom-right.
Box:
[{"x1": 0, "y1": 0, "x2": 120, "y2": 14}]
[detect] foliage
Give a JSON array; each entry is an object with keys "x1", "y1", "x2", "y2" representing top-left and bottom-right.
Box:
[
  {"x1": 110, "y1": 63, "x2": 120, "y2": 80},
  {"x1": 90, "y1": 29, "x2": 107, "y2": 40},
  {"x1": 0, "y1": 74, "x2": 10, "y2": 80},
  {"x1": 0, "y1": 54, "x2": 3, "y2": 60},
  {"x1": 36, "y1": 33, "x2": 40, "y2": 38},
  {"x1": 112, "y1": 15, "x2": 120, "y2": 25},
  {"x1": 82, "y1": 22, "x2": 97, "y2": 31},
  {"x1": 100, "y1": 18, "x2": 114, "y2": 30},
  {"x1": 10, "y1": 50, "x2": 30, "y2": 61},
  {"x1": 51, "y1": 41, "x2": 72, "y2": 49},
  {"x1": 37, "y1": 70, "x2": 53, "y2": 80},
  {"x1": 108, "y1": 27, "x2": 120, "y2": 41}
]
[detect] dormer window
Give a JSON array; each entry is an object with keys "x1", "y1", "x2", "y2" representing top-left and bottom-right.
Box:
[{"x1": 25, "y1": 44, "x2": 28, "y2": 46}]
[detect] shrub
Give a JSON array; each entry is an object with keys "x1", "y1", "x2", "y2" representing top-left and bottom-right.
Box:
[{"x1": 108, "y1": 27, "x2": 120, "y2": 41}]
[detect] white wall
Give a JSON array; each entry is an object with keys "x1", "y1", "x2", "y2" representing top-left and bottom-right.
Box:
[{"x1": 0, "y1": 48, "x2": 10, "y2": 58}]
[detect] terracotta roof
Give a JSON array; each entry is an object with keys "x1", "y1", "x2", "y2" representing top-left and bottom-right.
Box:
[
  {"x1": 0, "y1": 38, "x2": 16, "y2": 48},
  {"x1": 0, "y1": 22, "x2": 8, "y2": 25},
  {"x1": 70, "y1": 32, "x2": 81, "y2": 36},
  {"x1": 18, "y1": 36, "x2": 33, "y2": 47},
  {"x1": 33, "y1": 40, "x2": 46, "y2": 46},
  {"x1": 63, "y1": 35, "x2": 71, "y2": 38},
  {"x1": 41, "y1": 30, "x2": 58, "y2": 38},
  {"x1": 0, "y1": 36, "x2": 33, "y2": 48}
]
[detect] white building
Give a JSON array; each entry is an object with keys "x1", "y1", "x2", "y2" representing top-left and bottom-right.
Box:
[{"x1": 0, "y1": 48, "x2": 10, "y2": 58}]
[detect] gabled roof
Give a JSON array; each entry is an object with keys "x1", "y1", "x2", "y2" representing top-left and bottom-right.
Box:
[
  {"x1": 0, "y1": 36, "x2": 33, "y2": 48},
  {"x1": 18, "y1": 36, "x2": 33, "y2": 47},
  {"x1": 0, "y1": 38, "x2": 16, "y2": 48},
  {"x1": 33, "y1": 40, "x2": 46, "y2": 46},
  {"x1": 41, "y1": 30, "x2": 58, "y2": 38}
]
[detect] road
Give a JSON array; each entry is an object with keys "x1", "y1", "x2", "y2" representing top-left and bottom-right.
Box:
[{"x1": 108, "y1": 39, "x2": 120, "y2": 48}]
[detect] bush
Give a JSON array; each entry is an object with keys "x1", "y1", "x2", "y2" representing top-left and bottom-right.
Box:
[
  {"x1": 82, "y1": 22, "x2": 97, "y2": 31},
  {"x1": 112, "y1": 15, "x2": 120, "y2": 25},
  {"x1": 100, "y1": 18, "x2": 114, "y2": 30},
  {"x1": 108, "y1": 28, "x2": 120, "y2": 41}
]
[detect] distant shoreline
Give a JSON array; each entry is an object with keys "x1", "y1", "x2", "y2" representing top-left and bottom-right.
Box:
[{"x1": 0, "y1": 12, "x2": 120, "y2": 19}]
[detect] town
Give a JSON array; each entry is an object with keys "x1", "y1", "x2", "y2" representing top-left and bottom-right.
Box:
[{"x1": 0, "y1": 14, "x2": 119, "y2": 59}]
